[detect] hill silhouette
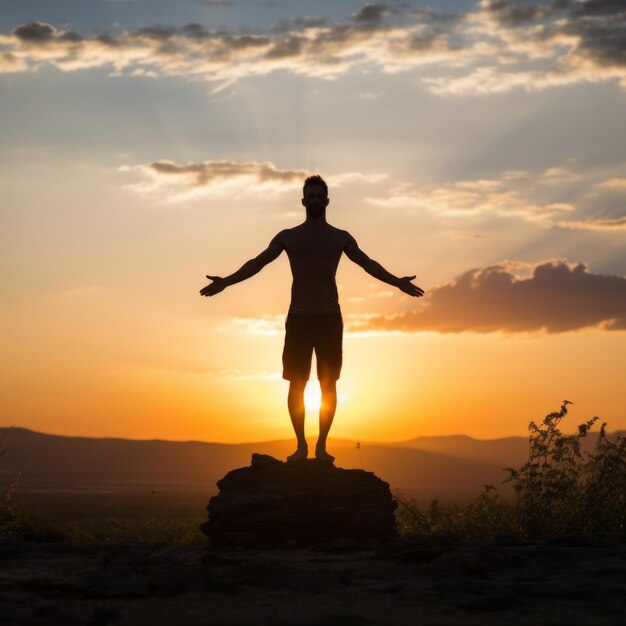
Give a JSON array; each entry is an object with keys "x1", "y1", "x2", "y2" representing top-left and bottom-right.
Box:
[
  {"x1": 2, "y1": 427, "x2": 623, "y2": 500},
  {"x1": 395, "y1": 430, "x2": 626, "y2": 468}
]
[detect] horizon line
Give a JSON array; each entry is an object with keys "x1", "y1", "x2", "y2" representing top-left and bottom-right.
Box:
[{"x1": 2, "y1": 424, "x2": 623, "y2": 447}]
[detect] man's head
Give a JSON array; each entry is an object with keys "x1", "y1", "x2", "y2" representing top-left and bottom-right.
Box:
[{"x1": 302, "y1": 175, "x2": 329, "y2": 217}]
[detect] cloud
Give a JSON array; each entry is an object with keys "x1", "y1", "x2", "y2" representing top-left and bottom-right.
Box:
[
  {"x1": 350, "y1": 4, "x2": 393, "y2": 24},
  {"x1": 0, "y1": 51, "x2": 27, "y2": 73},
  {"x1": 0, "y1": 12, "x2": 460, "y2": 89},
  {"x1": 409, "y1": 8, "x2": 462, "y2": 23},
  {"x1": 539, "y1": 167, "x2": 582, "y2": 183},
  {"x1": 479, "y1": 0, "x2": 569, "y2": 27},
  {"x1": 121, "y1": 160, "x2": 307, "y2": 200},
  {"x1": 12, "y1": 22, "x2": 58, "y2": 43},
  {"x1": 552, "y1": 216, "x2": 626, "y2": 231},
  {"x1": 460, "y1": 0, "x2": 626, "y2": 92},
  {"x1": 427, "y1": 0, "x2": 626, "y2": 94},
  {"x1": 595, "y1": 177, "x2": 626, "y2": 189},
  {"x1": 353, "y1": 259, "x2": 626, "y2": 334},
  {"x1": 365, "y1": 163, "x2": 626, "y2": 231},
  {"x1": 0, "y1": 2, "x2": 624, "y2": 93},
  {"x1": 365, "y1": 172, "x2": 569, "y2": 221},
  {"x1": 121, "y1": 159, "x2": 387, "y2": 200},
  {"x1": 149, "y1": 160, "x2": 305, "y2": 185}
]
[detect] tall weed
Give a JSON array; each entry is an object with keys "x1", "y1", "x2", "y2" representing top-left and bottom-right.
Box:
[{"x1": 396, "y1": 401, "x2": 626, "y2": 538}]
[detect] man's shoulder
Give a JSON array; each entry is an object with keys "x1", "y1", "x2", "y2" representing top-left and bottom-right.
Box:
[
  {"x1": 273, "y1": 225, "x2": 303, "y2": 242},
  {"x1": 330, "y1": 225, "x2": 357, "y2": 245},
  {"x1": 275, "y1": 223, "x2": 356, "y2": 245}
]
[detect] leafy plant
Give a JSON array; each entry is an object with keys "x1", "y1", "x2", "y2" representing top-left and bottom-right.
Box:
[
  {"x1": 505, "y1": 400, "x2": 625, "y2": 535},
  {"x1": 396, "y1": 401, "x2": 626, "y2": 538},
  {"x1": 395, "y1": 487, "x2": 516, "y2": 539}
]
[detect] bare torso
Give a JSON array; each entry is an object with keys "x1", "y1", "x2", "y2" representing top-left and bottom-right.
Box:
[{"x1": 275, "y1": 223, "x2": 356, "y2": 314}]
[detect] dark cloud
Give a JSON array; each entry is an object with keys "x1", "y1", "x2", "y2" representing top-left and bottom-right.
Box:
[
  {"x1": 12, "y1": 21, "x2": 56, "y2": 43},
  {"x1": 480, "y1": 0, "x2": 555, "y2": 26},
  {"x1": 146, "y1": 159, "x2": 308, "y2": 187},
  {"x1": 265, "y1": 35, "x2": 305, "y2": 59},
  {"x1": 2, "y1": 2, "x2": 625, "y2": 93},
  {"x1": 563, "y1": 4, "x2": 626, "y2": 68},
  {"x1": 573, "y1": 0, "x2": 623, "y2": 17},
  {"x1": 482, "y1": 0, "x2": 626, "y2": 68},
  {"x1": 220, "y1": 34, "x2": 270, "y2": 50},
  {"x1": 135, "y1": 25, "x2": 174, "y2": 40},
  {"x1": 356, "y1": 260, "x2": 626, "y2": 334},
  {"x1": 124, "y1": 159, "x2": 382, "y2": 199},
  {"x1": 180, "y1": 23, "x2": 212, "y2": 39},
  {"x1": 409, "y1": 9, "x2": 461, "y2": 23},
  {"x1": 59, "y1": 31, "x2": 82, "y2": 43},
  {"x1": 408, "y1": 29, "x2": 446, "y2": 52},
  {"x1": 134, "y1": 25, "x2": 207, "y2": 41},
  {"x1": 351, "y1": 4, "x2": 392, "y2": 24},
  {"x1": 553, "y1": 216, "x2": 626, "y2": 231}
]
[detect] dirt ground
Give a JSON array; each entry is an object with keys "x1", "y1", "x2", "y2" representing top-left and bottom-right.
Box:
[{"x1": 1, "y1": 532, "x2": 625, "y2": 625}]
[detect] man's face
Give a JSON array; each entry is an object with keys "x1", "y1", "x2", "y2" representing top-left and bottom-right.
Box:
[{"x1": 302, "y1": 185, "x2": 329, "y2": 216}]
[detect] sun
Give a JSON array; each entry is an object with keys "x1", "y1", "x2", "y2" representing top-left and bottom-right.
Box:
[
  {"x1": 304, "y1": 381, "x2": 322, "y2": 413},
  {"x1": 303, "y1": 381, "x2": 347, "y2": 413}
]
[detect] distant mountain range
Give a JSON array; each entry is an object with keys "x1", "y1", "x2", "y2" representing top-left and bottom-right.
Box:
[{"x1": 1, "y1": 427, "x2": 623, "y2": 501}]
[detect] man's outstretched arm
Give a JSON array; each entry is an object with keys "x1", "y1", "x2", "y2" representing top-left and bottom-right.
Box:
[
  {"x1": 200, "y1": 236, "x2": 284, "y2": 297},
  {"x1": 344, "y1": 240, "x2": 424, "y2": 297}
]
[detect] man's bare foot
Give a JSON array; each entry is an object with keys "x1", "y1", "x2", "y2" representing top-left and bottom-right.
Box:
[
  {"x1": 315, "y1": 446, "x2": 335, "y2": 463},
  {"x1": 287, "y1": 445, "x2": 308, "y2": 462}
]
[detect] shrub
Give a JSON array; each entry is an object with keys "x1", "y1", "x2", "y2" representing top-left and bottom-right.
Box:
[
  {"x1": 396, "y1": 401, "x2": 626, "y2": 538},
  {"x1": 395, "y1": 487, "x2": 516, "y2": 540},
  {"x1": 505, "y1": 400, "x2": 625, "y2": 536}
]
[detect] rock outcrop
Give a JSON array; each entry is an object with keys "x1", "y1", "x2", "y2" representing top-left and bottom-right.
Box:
[{"x1": 201, "y1": 454, "x2": 398, "y2": 547}]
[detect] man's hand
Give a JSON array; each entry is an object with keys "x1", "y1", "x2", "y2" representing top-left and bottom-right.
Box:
[
  {"x1": 200, "y1": 275, "x2": 227, "y2": 297},
  {"x1": 397, "y1": 275, "x2": 424, "y2": 297}
]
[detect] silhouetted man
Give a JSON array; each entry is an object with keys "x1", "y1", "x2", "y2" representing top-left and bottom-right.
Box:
[{"x1": 200, "y1": 175, "x2": 424, "y2": 463}]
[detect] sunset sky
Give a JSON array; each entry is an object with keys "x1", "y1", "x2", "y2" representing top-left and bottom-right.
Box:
[{"x1": 1, "y1": 0, "x2": 625, "y2": 444}]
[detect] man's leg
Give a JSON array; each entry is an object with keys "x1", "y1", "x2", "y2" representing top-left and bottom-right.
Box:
[
  {"x1": 287, "y1": 379, "x2": 308, "y2": 461},
  {"x1": 316, "y1": 378, "x2": 337, "y2": 463},
  {"x1": 314, "y1": 313, "x2": 342, "y2": 463},
  {"x1": 283, "y1": 313, "x2": 313, "y2": 462}
]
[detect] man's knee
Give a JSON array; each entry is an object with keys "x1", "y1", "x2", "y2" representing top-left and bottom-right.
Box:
[
  {"x1": 289, "y1": 378, "x2": 307, "y2": 392},
  {"x1": 319, "y1": 377, "x2": 337, "y2": 393}
]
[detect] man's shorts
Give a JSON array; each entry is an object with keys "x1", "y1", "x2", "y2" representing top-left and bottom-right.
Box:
[{"x1": 282, "y1": 312, "x2": 343, "y2": 382}]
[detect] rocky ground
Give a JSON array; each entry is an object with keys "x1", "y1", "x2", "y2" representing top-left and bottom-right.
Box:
[{"x1": 1, "y1": 533, "x2": 625, "y2": 625}]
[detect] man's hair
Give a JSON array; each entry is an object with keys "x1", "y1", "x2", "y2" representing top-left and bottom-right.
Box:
[{"x1": 303, "y1": 174, "x2": 328, "y2": 196}]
